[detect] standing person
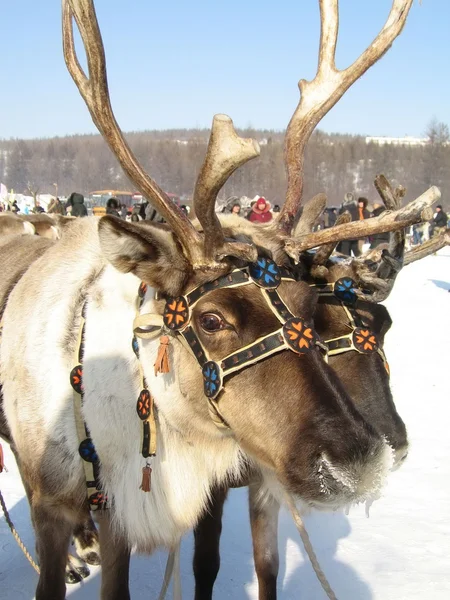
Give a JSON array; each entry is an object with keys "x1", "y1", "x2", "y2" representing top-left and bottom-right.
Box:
[
  {"x1": 339, "y1": 197, "x2": 370, "y2": 257},
  {"x1": 130, "y1": 205, "x2": 143, "y2": 222},
  {"x1": 327, "y1": 208, "x2": 337, "y2": 228},
  {"x1": 33, "y1": 200, "x2": 45, "y2": 214},
  {"x1": 67, "y1": 192, "x2": 88, "y2": 217},
  {"x1": 222, "y1": 196, "x2": 240, "y2": 214},
  {"x1": 145, "y1": 203, "x2": 164, "y2": 223},
  {"x1": 370, "y1": 203, "x2": 390, "y2": 248},
  {"x1": 47, "y1": 197, "x2": 65, "y2": 215},
  {"x1": 139, "y1": 200, "x2": 148, "y2": 220},
  {"x1": 231, "y1": 203, "x2": 241, "y2": 216},
  {"x1": 106, "y1": 197, "x2": 121, "y2": 217},
  {"x1": 248, "y1": 197, "x2": 273, "y2": 224},
  {"x1": 432, "y1": 205, "x2": 448, "y2": 236}
]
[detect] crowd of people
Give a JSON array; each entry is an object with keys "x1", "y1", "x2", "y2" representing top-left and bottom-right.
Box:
[
  {"x1": 328, "y1": 195, "x2": 448, "y2": 257},
  {"x1": 220, "y1": 196, "x2": 280, "y2": 223},
  {"x1": 2, "y1": 190, "x2": 448, "y2": 257}
]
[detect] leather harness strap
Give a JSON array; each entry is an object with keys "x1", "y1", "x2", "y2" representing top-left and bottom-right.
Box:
[
  {"x1": 312, "y1": 278, "x2": 389, "y2": 373},
  {"x1": 70, "y1": 310, "x2": 108, "y2": 510},
  {"x1": 134, "y1": 257, "x2": 325, "y2": 403}
]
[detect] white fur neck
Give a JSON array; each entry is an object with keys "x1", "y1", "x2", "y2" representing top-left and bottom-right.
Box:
[{"x1": 82, "y1": 265, "x2": 243, "y2": 551}]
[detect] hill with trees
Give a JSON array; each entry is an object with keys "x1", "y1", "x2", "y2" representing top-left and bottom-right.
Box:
[{"x1": 1, "y1": 120, "x2": 448, "y2": 209}]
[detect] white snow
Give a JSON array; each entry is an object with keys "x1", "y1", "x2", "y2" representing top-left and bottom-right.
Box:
[{"x1": 1, "y1": 249, "x2": 449, "y2": 599}]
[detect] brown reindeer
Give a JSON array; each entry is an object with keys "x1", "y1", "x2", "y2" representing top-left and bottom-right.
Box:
[
  {"x1": 192, "y1": 179, "x2": 411, "y2": 600},
  {"x1": 0, "y1": 2, "x2": 439, "y2": 600}
]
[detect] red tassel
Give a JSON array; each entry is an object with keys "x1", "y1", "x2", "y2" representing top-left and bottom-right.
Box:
[
  {"x1": 140, "y1": 465, "x2": 152, "y2": 493},
  {"x1": 154, "y1": 335, "x2": 170, "y2": 376}
]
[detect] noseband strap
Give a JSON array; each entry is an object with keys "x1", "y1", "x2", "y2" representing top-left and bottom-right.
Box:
[{"x1": 135, "y1": 257, "x2": 325, "y2": 402}]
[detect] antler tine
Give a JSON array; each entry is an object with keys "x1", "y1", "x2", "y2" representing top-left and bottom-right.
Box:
[
  {"x1": 373, "y1": 174, "x2": 406, "y2": 270},
  {"x1": 312, "y1": 211, "x2": 352, "y2": 265},
  {"x1": 278, "y1": 0, "x2": 413, "y2": 234},
  {"x1": 293, "y1": 193, "x2": 327, "y2": 238},
  {"x1": 404, "y1": 228, "x2": 450, "y2": 265},
  {"x1": 374, "y1": 174, "x2": 402, "y2": 210},
  {"x1": 62, "y1": 0, "x2": 213, "y2": 265},
  {"x1": 193, "y1": 114, "x2": 260, "y2": 262},
  {"x1": 352, "y1": 176, "x2": 407, "y2": 300},
  {"x1": 284, "y1": 186, "x2": 440, "y2": 263}
]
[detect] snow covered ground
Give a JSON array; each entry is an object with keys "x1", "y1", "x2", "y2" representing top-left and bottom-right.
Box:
[{"x1": 1, "y1": 249, "x2": 449, "y2": 599}]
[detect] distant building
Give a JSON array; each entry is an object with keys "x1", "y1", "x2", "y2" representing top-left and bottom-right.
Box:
[{"x1": 365, "y1": 136, "x2": 429, "y2": 147}]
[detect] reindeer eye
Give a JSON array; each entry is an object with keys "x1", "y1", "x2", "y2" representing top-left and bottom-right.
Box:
[{"x1": 200, "y1": 313, "x2": 227, "y2": 332}]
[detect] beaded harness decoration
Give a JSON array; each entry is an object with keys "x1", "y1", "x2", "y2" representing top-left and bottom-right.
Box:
[
  {"x1": 311, "y1": 277, "x2": 390, "y2": 375},
  {"x1": 70, "y1": 288, "x2": 157, "y2": 510},
  {"x1": 134, "y1": 256, "x2": 327, "y2": 428}
]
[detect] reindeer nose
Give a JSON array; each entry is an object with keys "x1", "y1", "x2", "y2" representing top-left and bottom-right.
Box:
[
  {"x1": 392, "y1": 444, "x2": 408, "y2": 470},
  {"x1": 317, "y1": 440, "x2": 393, "y2": 503}
]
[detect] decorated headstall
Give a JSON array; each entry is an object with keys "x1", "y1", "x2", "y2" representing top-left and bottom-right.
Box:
[
  {"x1": 135, "y1": 257, "x2": 326, "y2": 404},
  {"x1": 311, "y1": 277, "x2": 390, "y2": 375}
]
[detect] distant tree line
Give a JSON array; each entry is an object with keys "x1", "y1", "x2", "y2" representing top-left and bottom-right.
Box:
[{"x1": 0, "y1": 119, "x2": 448, "y2": 210}]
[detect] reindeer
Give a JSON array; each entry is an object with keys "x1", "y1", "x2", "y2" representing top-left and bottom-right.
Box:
[
  {"x1": 18, "y1": 214, "x2": 61, "y2": 239},
  {"x1": 192, "y1": 179, "x2": 412, "y2": 599},
  {"x1": 0, "y1": 213, "x2": 74, "y2": 240},
  {"x1": 0, "y1": 213, "x2": 36, "y2": 236},
  {"x1": 0, "y1": 2, "x2": 439, "y2": 599}
]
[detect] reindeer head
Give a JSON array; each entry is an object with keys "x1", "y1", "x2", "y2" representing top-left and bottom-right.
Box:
[{"x1": 63, "y1": 0, "x2": 439, "y2": 508}]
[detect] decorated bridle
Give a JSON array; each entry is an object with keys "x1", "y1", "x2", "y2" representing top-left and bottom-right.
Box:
[
  {"x1": 311, "y1": 277, "x2": 390, "y2": 375},
  {"x1": 72, "y1": 263, "x2": 389, "y2": 504},
  {"x1": 134, "y1": 256, "x2": 327, "y2": 409}
]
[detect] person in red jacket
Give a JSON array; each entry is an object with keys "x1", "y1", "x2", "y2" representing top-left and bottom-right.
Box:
[{"x1": 248, "y1": 196, "x2": 273, "y2": 223}]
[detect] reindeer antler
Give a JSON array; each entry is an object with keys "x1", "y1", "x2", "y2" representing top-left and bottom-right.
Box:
[
  {"x1": 285, "y1": 186, "x2": 439, "y2": 263},
  {"x1": 404, "y1": 228, "x2": 450, "y2": 265},
  {"x1": 62, "y1": 0, "x2": 257, "y2": 269},
  {"x1": 296, "y1": 175, "x2": 442, "y2": 301},
  {"x1": 193, "y1": 114, "x2": 260, "y2": 261},
  {"x1": 349, "y1": 176, "x2": 408, "y2": 301},
  {"x1": 278, "y1": 0, "x2": 413, "y2": 234}
]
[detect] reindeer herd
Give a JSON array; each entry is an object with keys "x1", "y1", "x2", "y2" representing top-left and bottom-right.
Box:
[{"x1": 0, "y1": 1, "x2": 447, "y2": 599}]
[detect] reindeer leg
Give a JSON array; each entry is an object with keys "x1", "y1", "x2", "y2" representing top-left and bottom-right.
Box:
[
  {"x1": 65, "y1": 510, "x2": 100, "y2": 584},
  {"x1": 193, "y1": 485, "x2": 229, "y2": 600},
  {"x1": 73, "y1": 510, "x2": 101, "y2": 565},
  {"x1": 11, "y1": 444, "x2": 96, "y2": 584},
  {"x1": 97, "y1": 512, "x2": 131, "y2": 600},
  {"x1": 249, "y1": 482, "x2": 280, "y2": 600},
  {"x1": 32, "y1": 501, "x2": 73, "y2": 600}
]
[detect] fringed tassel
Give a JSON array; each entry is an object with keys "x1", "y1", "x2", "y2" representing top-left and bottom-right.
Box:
[
  {"x1": 154, "y1": 335, "x2": 170, "y2": 376},
  {"x1": 140, "y1": 464, "x2": 152, "y2": 493}
]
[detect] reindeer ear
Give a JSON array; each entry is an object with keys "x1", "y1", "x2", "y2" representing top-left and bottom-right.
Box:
[{"x1": 98, "y1": 215, "x2": 190, "y2": 295}]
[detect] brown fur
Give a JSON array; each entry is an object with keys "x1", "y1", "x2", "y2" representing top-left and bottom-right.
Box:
[{"x1": 192, "y1": 256, "x2": 407, "y2": 599}]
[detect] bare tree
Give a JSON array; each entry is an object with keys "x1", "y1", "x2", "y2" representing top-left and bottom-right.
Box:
[{"x1": 26, "y1": 181, "x2": 40, "y2": 210}]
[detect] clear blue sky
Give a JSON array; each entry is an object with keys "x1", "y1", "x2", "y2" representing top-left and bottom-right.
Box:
[{"x1": 1, "y1": 0, "x2": 448, "y2": 139}]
